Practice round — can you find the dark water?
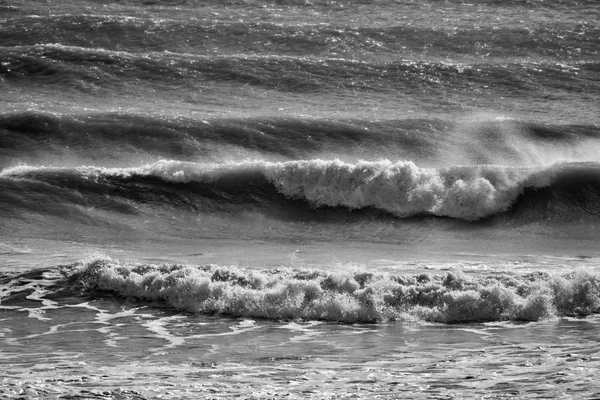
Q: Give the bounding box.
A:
[1,0,600,398]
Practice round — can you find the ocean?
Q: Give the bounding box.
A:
[1,0,600,398]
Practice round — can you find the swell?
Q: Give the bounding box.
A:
[2,44,598,95]
[2,13,599,60]
[20,255,594,324]
[2,110,599,167]
[0,111,451,166]
[3,159,600,223]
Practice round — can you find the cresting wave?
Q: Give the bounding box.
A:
[5,159,600,222]
[60,255,600,324]
[0,159,540,220]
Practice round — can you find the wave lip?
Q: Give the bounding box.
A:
[63,255,600,324]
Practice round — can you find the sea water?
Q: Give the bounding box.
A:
[1,0,600,398]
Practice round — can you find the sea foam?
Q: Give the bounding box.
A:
[65,255,600,324]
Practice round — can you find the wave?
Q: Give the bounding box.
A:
[2,10,599,60]
[2,44,598,95]
[0,111,452,172]
[37,255,597,323]
[2,110,598,169]
[3,159,600,222]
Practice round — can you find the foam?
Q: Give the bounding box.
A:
[64,255,600,324]
[265,159,541,220]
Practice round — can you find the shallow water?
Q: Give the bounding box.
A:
[2,296,600,399]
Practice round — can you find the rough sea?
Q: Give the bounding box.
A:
[1,0,600,398]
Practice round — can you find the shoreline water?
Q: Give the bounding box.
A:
[2,286,600,398]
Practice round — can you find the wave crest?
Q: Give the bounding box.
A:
[265,159,539,220]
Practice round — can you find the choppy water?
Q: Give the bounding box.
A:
[1,0,600,398]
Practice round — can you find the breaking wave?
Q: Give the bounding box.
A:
[3,159,600,222]
[57,255,600,324]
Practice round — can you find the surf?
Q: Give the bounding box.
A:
[7,254,581,323]
[3,159,600,224]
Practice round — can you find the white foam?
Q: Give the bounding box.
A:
[65,255,600,324]
[264,159,542,220]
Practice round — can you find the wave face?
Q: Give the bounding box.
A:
[52,255,598,323]
[0,111,456,166]
[2,111,598,172]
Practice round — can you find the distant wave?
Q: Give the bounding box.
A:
[41,255,597,323]
[4,159,600,222]
[2,43,598,95]
[2,11,599,60]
